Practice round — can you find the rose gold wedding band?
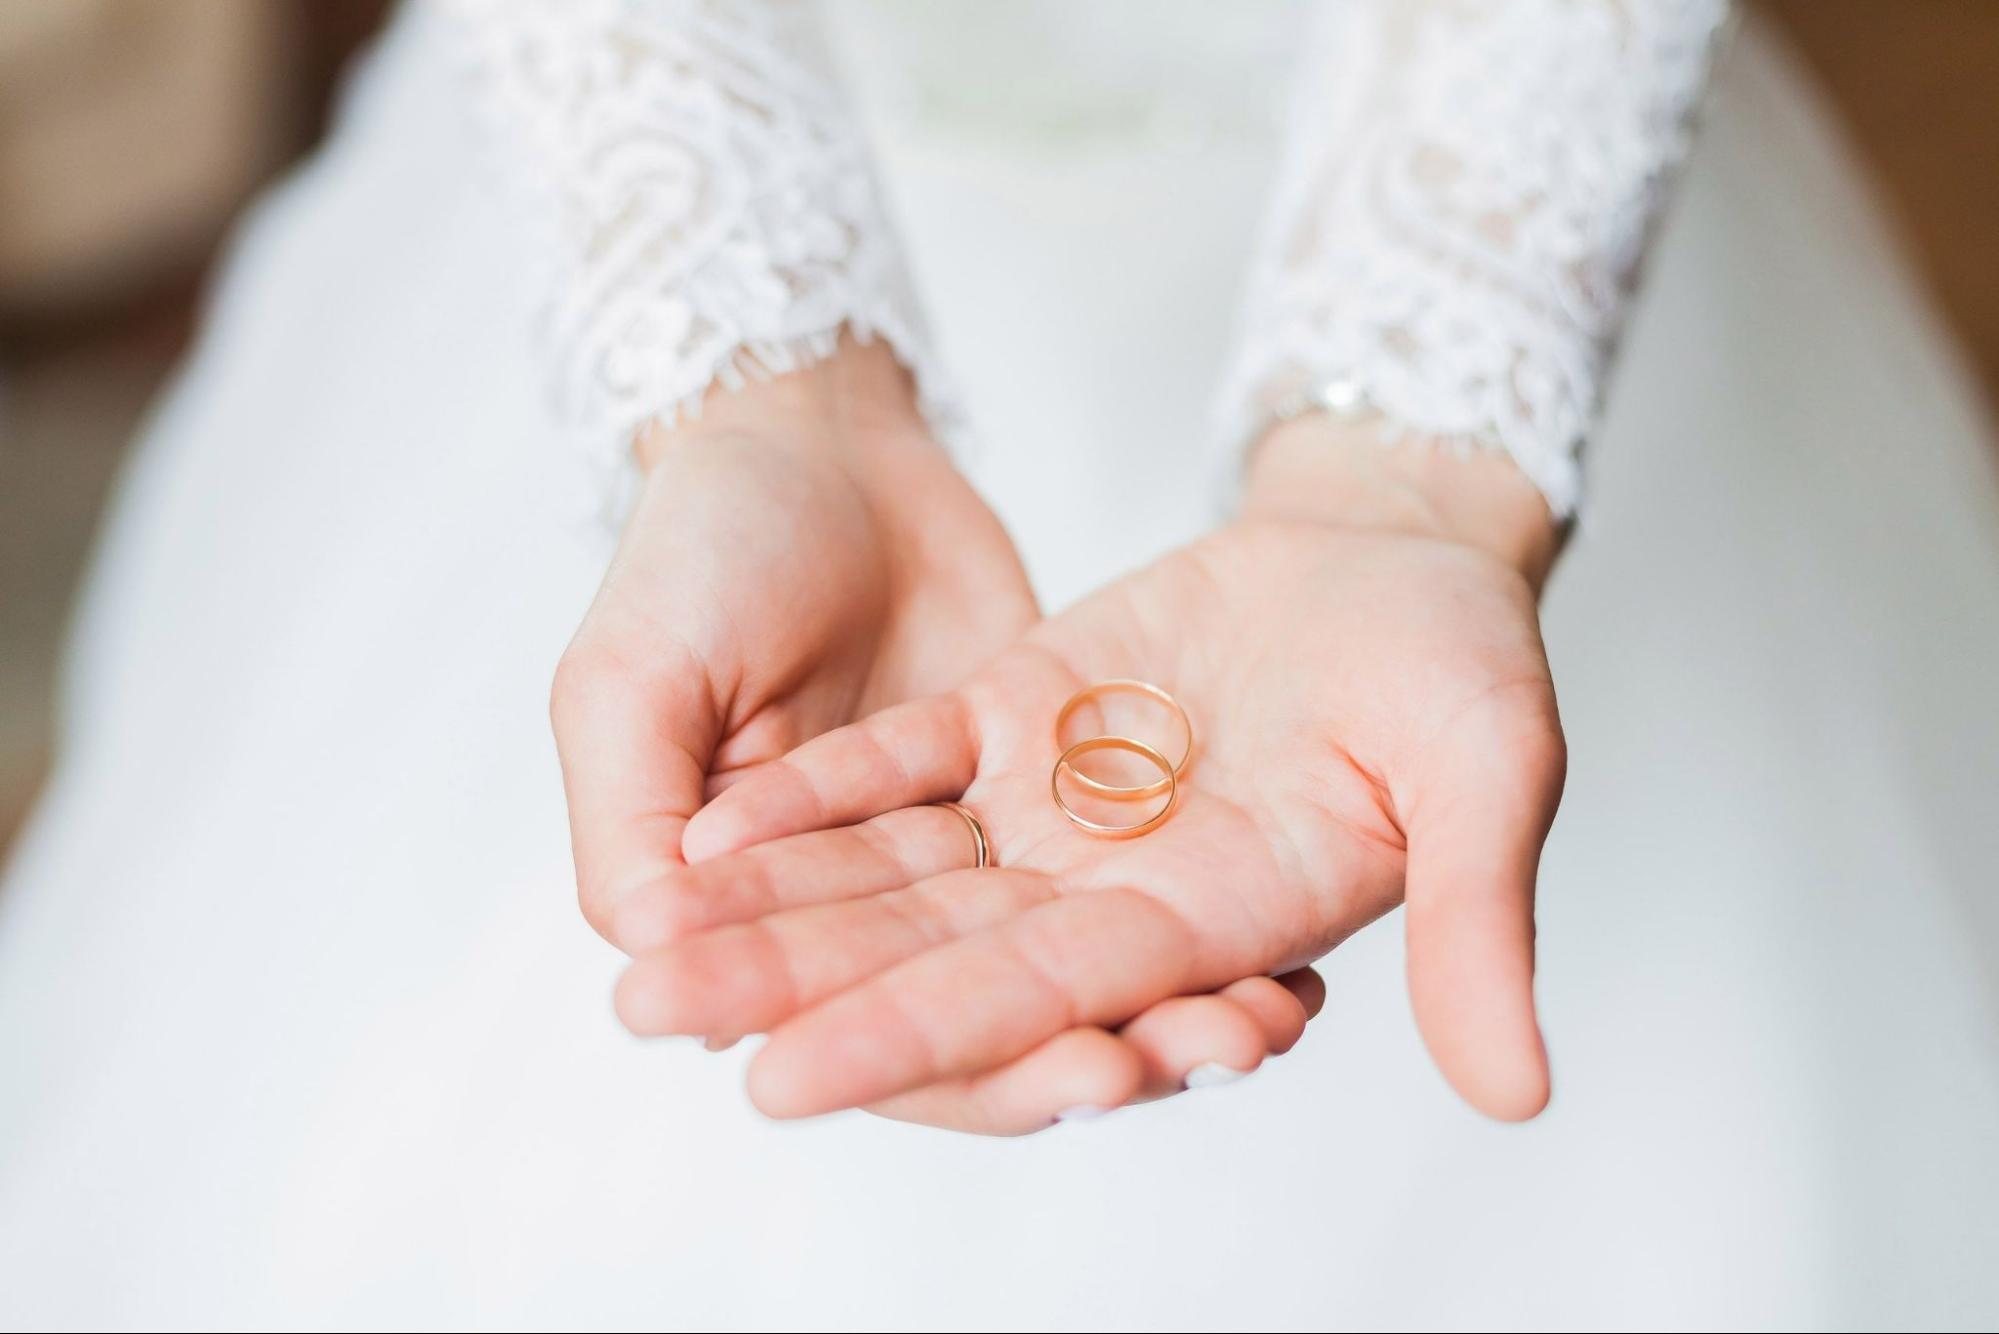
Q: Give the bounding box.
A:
[1053,679,1193,801]
[938,801,991,869]
[1050,736,1179,839]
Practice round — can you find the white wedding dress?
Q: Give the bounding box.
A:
[3,2,1998,1329]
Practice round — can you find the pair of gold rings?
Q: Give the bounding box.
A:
[933,679,1192,863]
[1051,679,1193,839]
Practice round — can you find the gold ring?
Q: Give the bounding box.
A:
[938,801,990,868]
[1054,679,1193,801]
[1050,736,1179,839]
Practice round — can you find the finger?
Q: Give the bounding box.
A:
[1271,966,1328,1021]
[1216,974,1315,1055]
[748,886,1229,1118]
[865,1028,1144,1136]
[615,868,1055,1039]
[865,973,1317,1135]
[551,634,720,944]
[611,804,989,953]
[1401,686,1565,1122]
[1118,993,1269,1100]
[682,694,978,862]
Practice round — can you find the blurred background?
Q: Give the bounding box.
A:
[1,0,1996,853]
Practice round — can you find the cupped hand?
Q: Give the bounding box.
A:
[613,422,1568,1123]
[555,340,1335,1130]
[551,339,1037,945]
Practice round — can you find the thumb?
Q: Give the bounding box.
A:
[1399,682,1566,1121]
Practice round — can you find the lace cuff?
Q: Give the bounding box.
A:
[1219,0,1731,517]
[440,0,953,495]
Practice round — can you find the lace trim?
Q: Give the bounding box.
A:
[441,0,955,503]
[1221,0,1731,516]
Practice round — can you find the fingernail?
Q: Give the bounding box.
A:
[1055,1104,1110,1123]
[1183,1062,1249,1090]
[704,1035,741,1053]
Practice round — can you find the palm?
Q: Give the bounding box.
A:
[563,425,1332,1134]
[621,519,1565,1122]
[963,520,1552,961]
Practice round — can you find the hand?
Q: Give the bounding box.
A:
[613,420,1567,1122]
[555,340,1334,1130]
[551,338,1037,944]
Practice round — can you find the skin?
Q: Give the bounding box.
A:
[617,425,1567,1125]
[594,343,1571,1129]
[553,339,1330,1134]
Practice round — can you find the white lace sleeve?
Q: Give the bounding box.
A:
[437,0,951,491]
[1220,0,1732,517]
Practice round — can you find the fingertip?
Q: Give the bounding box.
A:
[1273,966,1328,1021]
[977,1028,1144,1136]
[1423,1006,1551,1122]
[1044,1027,1145,1119]
[679,803,744,865]
[1120,994,1267,1098]
[1405,902,1549,1123]
[609,881,696,954]
[744,1043,824,1120]
[1199,1012,1267,1081]
[861,1026,1142,1137]
[613,957,681,1036]
[1219,976,1310,1055]
[1464,1044,1551,1123]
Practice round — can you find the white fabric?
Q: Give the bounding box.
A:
[441,0,952,492]
[2,3,1998,1329]
[443,0,1727,517]
[1219,0,1730,514]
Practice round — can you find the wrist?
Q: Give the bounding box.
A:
[1238,415,1563,592]
[633,332,935,479]
[629,333,1008,594]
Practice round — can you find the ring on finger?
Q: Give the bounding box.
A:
[937,801,991,869]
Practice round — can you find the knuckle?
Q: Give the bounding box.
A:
[1505,694,1568,798]
[550,632,668,733]
[1455,680,1566,784]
